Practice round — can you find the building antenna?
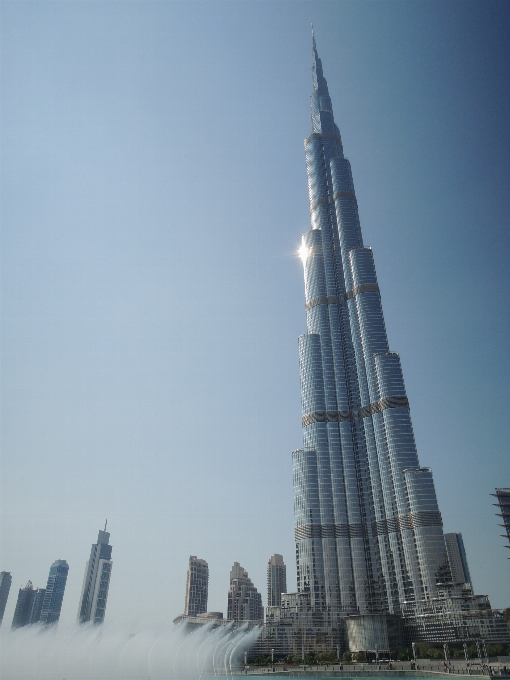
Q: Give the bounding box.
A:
[104,518,107,532]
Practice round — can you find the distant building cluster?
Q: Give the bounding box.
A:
[1,527,113,630]
[10,560,69,630]
[174,554,284,628]
[174,531,509,659]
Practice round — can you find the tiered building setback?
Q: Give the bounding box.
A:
[227,562,263,623]
[294,32,450,621]
[444,533,471,586]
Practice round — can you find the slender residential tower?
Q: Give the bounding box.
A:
[184,556,209,617]
[11,581,45,628]
[40,559,69,625]
[267,554,287,607]
[77,528,113,624]
[444,533,471,585]
[293,33,449,620]
[0,572,12,626]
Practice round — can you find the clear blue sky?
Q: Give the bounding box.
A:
[1,1,509,627]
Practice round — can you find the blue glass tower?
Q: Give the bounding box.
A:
[293,34,449,617]
[40,560,69,625]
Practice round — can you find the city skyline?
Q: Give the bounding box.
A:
[1,2,509,626]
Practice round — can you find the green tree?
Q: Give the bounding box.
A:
[487,644,505,656]
[317,651,337,664]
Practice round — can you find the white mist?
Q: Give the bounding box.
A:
[0,621,260,680]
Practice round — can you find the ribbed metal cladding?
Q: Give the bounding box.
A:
[295,511,443,541]
[293,35,449,617]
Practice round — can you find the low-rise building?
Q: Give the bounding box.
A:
[404,584,510,644]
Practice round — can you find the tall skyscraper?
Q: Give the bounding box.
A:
[267,554,287,607]
[0,572,12,626]
[293,33,449,620]
[184,556,209,616]
[492,488,510,557]
[11,574,59,629]
[77,528,113,625]
[13,583,47,628]
[40,559,69,625]
[28,587,46,624]
[11,581,35,629]
[227,562,263,623]
[444,533,471,585]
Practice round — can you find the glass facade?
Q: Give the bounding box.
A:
[0,572,12,626]
[444,533,472,585]
[77,529,113,625]
[492,488,510,555]
[293,34,449,617]
[40,560,69,625]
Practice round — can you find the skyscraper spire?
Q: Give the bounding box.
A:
[309,32,342,152]
[294,40,449,621]
[311,30,330,98]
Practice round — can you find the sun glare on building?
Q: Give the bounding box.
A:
[298,243,309,263]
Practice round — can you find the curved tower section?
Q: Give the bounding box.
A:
[293,34,449,617]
